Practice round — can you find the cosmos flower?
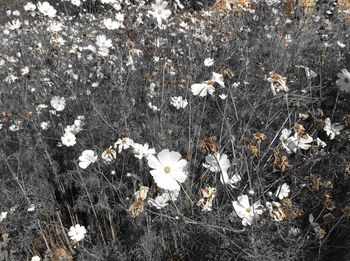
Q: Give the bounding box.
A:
[50,96,66,112]
[191,82,215,97]
[24,2,36,12]
[212,72,225,88]
[275,183,290,200]
[101,147,117,161]
[0,212,7,222]
[232,195,264,226]
[204,58,214,67]
[148,0,171,27]
[61,132,76,147]
[68,224,87,242]
[323,118,344,140]
[336,69,350,93]
[31,256,41,261]
[103,18,122,30]
[279,129,297,154]
[133,143,156,160]
[96,35,113,56]
[37,2,56,18]
[78,150,98,169]
[293,132,313,151]
[147,149,188,190]
[170,96,188,110]
[148,189,179,209]
[114,137,134,153]
[203,152,234,184]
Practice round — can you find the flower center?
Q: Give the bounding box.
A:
[164,166,171,174]
[245,207,252,213]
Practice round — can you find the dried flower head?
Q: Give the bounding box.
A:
[253,132,267,143]
[199,137,219,153]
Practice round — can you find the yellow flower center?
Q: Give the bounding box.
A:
[245,207,252,213]
[164,166,171,174]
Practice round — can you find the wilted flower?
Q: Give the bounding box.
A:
[78,150,98,169]
[170,96,188,110]
[37,2,56,18]
[336,69,350,93]
[267,72,289,96]
[266,201,286,221]
[50,96,66,112]
[148,0,171,27]
[147,149,188,190]
[323,118,343,140]
[68,224,87,242]
[101,146,117,161]
[275,183,290,200]
[134,186,149,201]
[232,195,264,226]
[61,132,76,147]
[197,186,217,212]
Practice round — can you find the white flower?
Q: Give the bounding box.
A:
[170,96,188,110]
[31,256,41,261]
[323,118,343,140]
[232,195,264,226]
[337,41,346,48]
[114,137,134,153]
[37,2,57,18]
[294,132,313,151]
[275,183,290,200]
[40,122,50,130]
[219,94,227,100]
[61,132,76,147]
[50,96,66,112]
[68,224,87,242]
[0,212,8,222]
[203,152,235,186]
[316,138,327,148]
[103,18,122,30]
[148,0,171,27]
[96,35,112,57]
[279,129,297,154]
[27,204,35,212]
[212,72,225,88]
[7,19,21,30]
[101,147,117,161]
[148,189,179,209]
[336,69,350,93]
[148,194,169,209]
[204,58,214,67]
[191,83,215,97]
[133,143,156,160]
[79,150,98,169]
[70,0,81,6]
[24,2,37,11]
[148,102,160,112]
[147,149,188,190]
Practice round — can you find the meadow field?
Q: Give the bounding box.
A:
[0,0,349,260]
